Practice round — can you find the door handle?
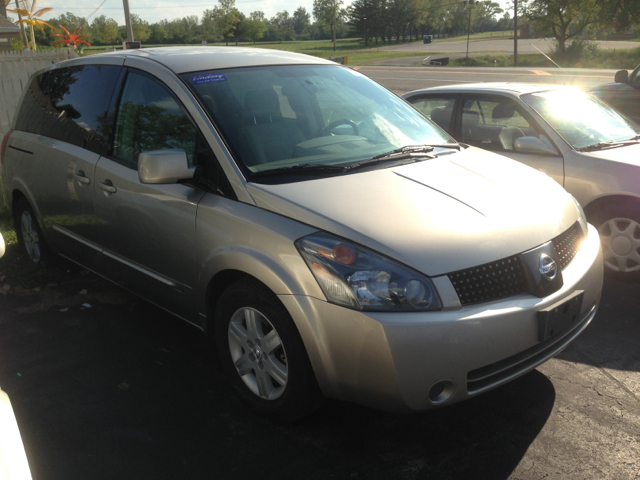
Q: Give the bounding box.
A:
[98,180,117,193]
[75,170,91,184]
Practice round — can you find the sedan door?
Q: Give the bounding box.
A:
[91,69,207,316]
[457,95,565,187]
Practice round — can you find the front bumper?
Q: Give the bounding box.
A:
[280,223,603,413]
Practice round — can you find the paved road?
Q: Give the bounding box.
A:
[381,38,640,54]
[0,257,638,480]
[354,66,617,95]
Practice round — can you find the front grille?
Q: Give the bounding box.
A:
[448,255,526,305]
[448,221,583,306]
[551,222,583,271]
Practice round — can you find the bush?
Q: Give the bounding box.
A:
[552,38,599,65]
[11,38,24,52]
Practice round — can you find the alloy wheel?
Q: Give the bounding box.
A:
[227,307,288,400]
[20,211,41,263]
[597,217,640,273]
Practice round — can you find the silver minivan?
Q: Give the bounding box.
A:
[1,47,603,421]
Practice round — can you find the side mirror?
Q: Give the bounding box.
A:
[514,136,557,156]
[138,149,197,184]
[615,70,629,84]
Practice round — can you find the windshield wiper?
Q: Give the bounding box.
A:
[250,144,461,178]
[370,143,460,160]
[251,163,348,178]
[579,135,640,152]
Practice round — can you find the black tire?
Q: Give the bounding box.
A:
[13,197,50,264]
[213,278,324,422]
[590,202,640,283]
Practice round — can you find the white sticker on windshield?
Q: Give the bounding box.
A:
[192,73,227,85]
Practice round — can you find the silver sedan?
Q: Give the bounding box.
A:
[403,83,640,281]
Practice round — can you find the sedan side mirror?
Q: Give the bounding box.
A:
[514,136,557,156]
[615,70,629,84]
[138,149,197,184]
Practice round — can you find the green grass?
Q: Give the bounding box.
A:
[449,46,640,69]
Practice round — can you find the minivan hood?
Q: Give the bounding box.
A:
[247,147,578,276]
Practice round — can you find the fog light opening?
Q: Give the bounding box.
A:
[428,380,456,404]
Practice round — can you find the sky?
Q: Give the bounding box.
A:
[9,0,514,26]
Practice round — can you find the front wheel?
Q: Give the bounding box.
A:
[591,203,640,282]
[213,278,323,422]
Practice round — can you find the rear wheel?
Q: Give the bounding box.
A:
[14,197,50,264]
[213,278,323,422]
[591,203,640,282]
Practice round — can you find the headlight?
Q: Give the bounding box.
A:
[571,195,588,236]
[296,232,442,312]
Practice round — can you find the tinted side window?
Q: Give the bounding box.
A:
[112,71,198,167]
[15,65,122,156]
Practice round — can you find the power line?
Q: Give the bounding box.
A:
[84,0,107,21]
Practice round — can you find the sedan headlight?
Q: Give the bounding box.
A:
[296,232,442,312]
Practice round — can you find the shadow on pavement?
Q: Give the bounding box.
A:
[0,268,556,480]
[556,278,640,373]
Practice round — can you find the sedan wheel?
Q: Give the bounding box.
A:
[597,217,640,273]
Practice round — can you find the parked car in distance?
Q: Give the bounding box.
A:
[589,65,640,124]
[403,83,640,281]
[1,48,603,421]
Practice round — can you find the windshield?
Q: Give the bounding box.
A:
[522,89,640,150]
[182,65,452,177]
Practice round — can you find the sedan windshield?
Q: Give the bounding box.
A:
[182,65,452,178]
[522,89,640,151]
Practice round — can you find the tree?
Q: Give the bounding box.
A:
[213,0,240,45]
[313,0,344,50]
[523,0,599,55]
[130,14,151,42]
[292,7,310,35]
[91,15,119,45]
[244,16,267,43]
[600,0,640,31]
[473,1,503,32]
[6,0,54,51]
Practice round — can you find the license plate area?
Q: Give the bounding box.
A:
[537,290,584,342]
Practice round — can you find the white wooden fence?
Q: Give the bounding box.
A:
[0,49,78,140]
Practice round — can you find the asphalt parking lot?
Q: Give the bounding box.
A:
[0,248,638,480]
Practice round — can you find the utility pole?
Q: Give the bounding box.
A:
[14,0,29,49]
[465,0,474,58]
[513,0,518,66]
[332,0,336,51]
[122,0,134,42]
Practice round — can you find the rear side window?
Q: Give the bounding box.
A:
[15,65,122,156]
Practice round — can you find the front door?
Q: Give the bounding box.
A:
[91,69,207,316]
